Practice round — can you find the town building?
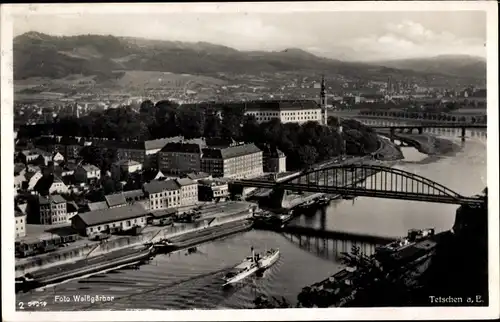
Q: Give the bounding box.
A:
[111,160,143,181]
[52,152,65,165]
[143,179,181,211]
[34,175,69,195]
[18,149,50,164]
[201,143,263,179]
[71,203,148,237]
[38,195,68,225]
[75,164,101,183]
[158,143,202,175]
[122,189,149,209]
[175,178,198,207]
[198,179,230,202]
[15,210,27,238]
[25,171,43,191]
[244,100,324,124]
[259,145,287,173]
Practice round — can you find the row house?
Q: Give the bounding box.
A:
[15,210,27,238]
[38,194,68,225]
[33,174,69,195]
[143,179,182,211]
[159,143,202,175]
[93,138,177,170]
[111,160,143,181]
[198,179,230,202]
[201,143,263,179]
[74,164,101,184]
[175,178,199,207]
[258,144,287,173]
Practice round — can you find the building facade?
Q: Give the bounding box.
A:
[260,145,287,173]
[143,179,181,211]
[15,211,27,238]
[198,179,230,202]
[38,195,68,225]
[71,204,148,237]
[175,178,199,207]
[201,143,263,179]
[75,164,101,183]
[159,143,202,175]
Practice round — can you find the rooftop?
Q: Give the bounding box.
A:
[202,143,261,160]
[186,172,211,180]
[160,142,201,154]
[87,201,109,211]
[143,179,180,194]
[73,203,147,227]
[175,178,196,186]
[105,193,127,207]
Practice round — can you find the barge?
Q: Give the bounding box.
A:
[16,245,155,293]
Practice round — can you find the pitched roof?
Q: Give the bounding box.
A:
[186,172,211,180]
[50,195,67,204]
[114,159,142,166]
[145,137,182,151]
[244,100,320,112]
[175,178,196,186]
[87,201,109,211]
[74,203,147,226]
[122,189,145,201]
[81,164,100,172]
[202,143,261,160]
[143,179,180,194]
[105,193,127,207]
[160,142,201,153]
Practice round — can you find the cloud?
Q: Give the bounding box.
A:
[341,19,486,61]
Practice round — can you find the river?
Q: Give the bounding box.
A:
[17,121,487,311]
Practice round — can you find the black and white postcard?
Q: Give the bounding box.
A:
[1,1,498,321]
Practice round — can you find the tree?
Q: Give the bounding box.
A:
[296,145,318,167]
[176,105,205,139]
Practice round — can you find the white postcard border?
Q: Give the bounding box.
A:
[1,1,498,321]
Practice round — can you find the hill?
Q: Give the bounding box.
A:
[13,32,484,82]
[372,55,486,79]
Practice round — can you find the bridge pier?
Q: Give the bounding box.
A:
[418,127,423,134]
[461,126,466,142]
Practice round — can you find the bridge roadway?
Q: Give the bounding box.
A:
[369,124,487,129]
[235,179,484,205]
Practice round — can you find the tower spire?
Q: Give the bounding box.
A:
[320,74,327,125]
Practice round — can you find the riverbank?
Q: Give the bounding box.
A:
[15,202,254,276]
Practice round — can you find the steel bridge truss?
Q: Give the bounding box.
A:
[236,164,484,205]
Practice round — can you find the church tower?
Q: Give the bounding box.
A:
[320,75,327,125]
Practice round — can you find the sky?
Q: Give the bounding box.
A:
[14,10,486,61]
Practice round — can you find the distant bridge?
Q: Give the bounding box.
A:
[232,164,485,207]
[370,124,486,140]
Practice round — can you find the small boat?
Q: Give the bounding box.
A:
[223,248,260,287]
[222,246,280,287]
[257,248,280,271]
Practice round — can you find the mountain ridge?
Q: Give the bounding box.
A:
[13,32,486,81]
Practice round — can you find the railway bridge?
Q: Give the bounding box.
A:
[370,124,487,142]
[231,164,486,209]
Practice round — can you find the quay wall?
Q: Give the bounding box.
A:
[15,210,253,276]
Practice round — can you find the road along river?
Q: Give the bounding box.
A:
[17,124,486,311]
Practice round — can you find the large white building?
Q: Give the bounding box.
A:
[243,76,328,125]
[244,100,325,124]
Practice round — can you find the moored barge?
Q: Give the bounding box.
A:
[16,245,155,293]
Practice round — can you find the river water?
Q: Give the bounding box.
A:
[17,122,487,311]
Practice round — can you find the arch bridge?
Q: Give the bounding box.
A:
[232,164,485,207]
